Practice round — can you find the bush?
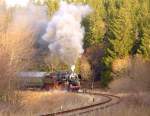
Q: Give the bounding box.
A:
[100,70,112,87]
[79,56,92,80]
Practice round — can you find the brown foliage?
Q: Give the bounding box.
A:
[110,55,150,92]
[112,56,131,72]
[0,7,34,103]
[83,45,104,79]
[79,56,92,80]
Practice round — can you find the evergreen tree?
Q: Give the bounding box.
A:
[138,1,150,59]
[107,8,134,58]
[83,0,105,48]
[139,22,150,59]
[46,0,58,17]
[131,0,145,55]
[101,0,134,87]
[131,0,150,59]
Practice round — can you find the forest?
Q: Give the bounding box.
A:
[0,0,150,115]
[45,0,150,86]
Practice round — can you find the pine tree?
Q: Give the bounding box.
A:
[83,0,105,48]
[46,0,58,17]
[131,0,150,59]
[130,0,145,55]
[138,0,150,59]
[139,23,150,58]
[107,8,134,58]
[101,0,134,87]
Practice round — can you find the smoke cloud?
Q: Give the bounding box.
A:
[3,0,48,55]
[9,3,48,39]
[42,2,92,66]
[5,0,30,8]
[2,0,92,69]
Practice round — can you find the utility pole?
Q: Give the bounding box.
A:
[91,66,94,93]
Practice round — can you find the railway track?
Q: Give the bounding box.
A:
[42,90,121,116]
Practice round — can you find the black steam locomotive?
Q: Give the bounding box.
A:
[42,72,81,91]
[19,71,81,91]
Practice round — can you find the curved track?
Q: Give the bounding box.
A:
[42,90,121,116]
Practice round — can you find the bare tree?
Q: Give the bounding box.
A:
[0,5,34,103]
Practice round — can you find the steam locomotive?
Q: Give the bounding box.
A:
[18,71,81,91]
[42,72,81,91]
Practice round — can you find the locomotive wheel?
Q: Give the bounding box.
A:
[42,83,50,90]
[68,84,80,92]
[53,82,63,90]
[42,83,54,91]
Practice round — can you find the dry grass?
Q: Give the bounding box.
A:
[80,92,150,116]
[86,104,150,116]
[110,56,150,93]
[0,91,150,116]
[0,90,96,116]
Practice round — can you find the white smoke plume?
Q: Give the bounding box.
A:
[5,0,30,8]
[10,3,48,37]
[42,1,92,66]
[3,0,48,53]
[2,0,92,70]
[4,0,48,32]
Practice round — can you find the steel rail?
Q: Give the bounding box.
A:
[41,91,121,116]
